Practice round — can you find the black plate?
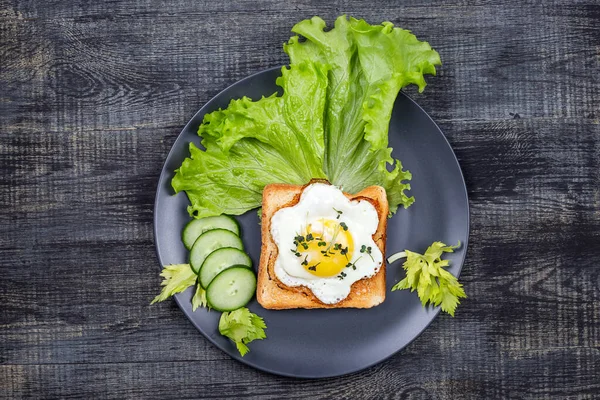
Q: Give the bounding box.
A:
[154,67,469,378]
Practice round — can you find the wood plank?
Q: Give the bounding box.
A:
[1,348,599,399]
[2,1,598,132]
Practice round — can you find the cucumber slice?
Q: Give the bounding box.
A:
[199,247,252,289]
[182,215,240,250]
[189,229,243,274]
[206,267,256,311]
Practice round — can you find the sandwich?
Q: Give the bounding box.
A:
[257,181,388,309]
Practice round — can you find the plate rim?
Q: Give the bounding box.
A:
[153,66,470,378]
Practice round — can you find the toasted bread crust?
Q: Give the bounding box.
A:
[257,181,388,309]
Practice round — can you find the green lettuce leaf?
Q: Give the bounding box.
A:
[219,307,267,356]
[284,16,441,214]
[173,16,440,218]
[172,61,329,218]
[390,242,466,316]
[151,264,197,304]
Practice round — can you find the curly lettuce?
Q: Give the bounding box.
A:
[285,16,441,213]
[172,61,329,218]
[173,16,441,217]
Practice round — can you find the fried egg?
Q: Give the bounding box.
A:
[270,183,383,304]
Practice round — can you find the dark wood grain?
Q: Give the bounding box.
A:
[1,0,599,398]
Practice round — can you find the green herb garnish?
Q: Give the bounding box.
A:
[219,308,267,357]
[333,208,343,219]
[389,241,466,316]
[151,264,196,304]
[359,245,373,260]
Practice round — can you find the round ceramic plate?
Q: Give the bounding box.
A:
[154,67,469,378]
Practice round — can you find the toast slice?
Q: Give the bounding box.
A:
[257,181,388,309]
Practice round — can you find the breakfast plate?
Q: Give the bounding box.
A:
[154,66,469,378]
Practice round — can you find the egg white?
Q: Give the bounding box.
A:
[270,183,383,304]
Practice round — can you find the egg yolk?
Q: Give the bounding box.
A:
[296,219,354,277]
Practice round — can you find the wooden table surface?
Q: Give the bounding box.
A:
[2,0,599,398]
